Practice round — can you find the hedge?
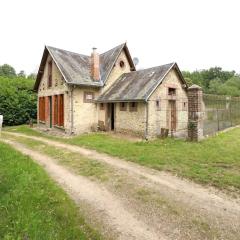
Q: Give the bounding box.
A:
[0,76,37,126]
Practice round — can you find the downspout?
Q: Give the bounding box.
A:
[70,86,74,134]
[145,100,149,140]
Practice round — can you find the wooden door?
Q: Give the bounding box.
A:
[49,96,52,128]
[169,100,176,131]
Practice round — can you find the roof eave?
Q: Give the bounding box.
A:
[95,99,145,103]
[145,62,187,101]
[34,46,70,91]
[102,43,136,85]
[68,82,103,88]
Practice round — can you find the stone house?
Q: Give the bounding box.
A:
[34,43,188,139]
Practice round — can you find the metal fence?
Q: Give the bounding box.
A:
[203,94,240,136]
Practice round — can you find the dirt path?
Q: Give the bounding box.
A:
[3,132,240,239]
[1,138,162,240]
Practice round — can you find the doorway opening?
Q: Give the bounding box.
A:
[169,100,176,131]
[110,103,115,130]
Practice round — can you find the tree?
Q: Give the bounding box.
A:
[18,70,26,78]
[27,73,37,80]
[0,64,16,77]
[0,76,37,126]
[182,67,240,96]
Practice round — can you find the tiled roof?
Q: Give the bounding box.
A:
[97,63,184,102]
[34,43,135,90]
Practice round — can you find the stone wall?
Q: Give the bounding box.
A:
[115,102,146,137]
[72,87,99,134]
[101,50,132,94]
[37,54,71,131]
[147,69,188,138]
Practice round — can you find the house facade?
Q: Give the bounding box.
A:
[35,43,188,139]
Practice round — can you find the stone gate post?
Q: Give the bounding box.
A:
[188,85,204,141]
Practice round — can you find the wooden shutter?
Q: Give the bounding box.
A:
[54,95,58,125]
[59,94,64,126]
[39,97,46,121]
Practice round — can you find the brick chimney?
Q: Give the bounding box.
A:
[91,47,100,81]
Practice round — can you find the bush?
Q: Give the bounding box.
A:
[0,76,37,126]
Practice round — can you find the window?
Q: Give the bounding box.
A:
[168,88,176,96]
[100,103,105,110]
[129,102,138,112]
[156,99,161,110]
[120,102,127,111]
[119,60,125,69]
[84,92,94,103]
[182,101,188,111]
[48,61,52,88]
[39,97,46,122]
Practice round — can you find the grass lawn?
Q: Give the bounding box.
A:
[0,141,101,240]
[4,125,240,193]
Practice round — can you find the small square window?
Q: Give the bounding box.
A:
[84,92,94,103]
[120,102,127,111]
[100,103,105,110]
[168,88,176,96]
[129,102,138,112]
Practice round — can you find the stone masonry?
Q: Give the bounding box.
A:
[188,85,204,141]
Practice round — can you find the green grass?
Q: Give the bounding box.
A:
[0,141,101,240]
[4,125,240,193]
[2,133,111,182]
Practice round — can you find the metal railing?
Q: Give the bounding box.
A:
[203,94,240,136]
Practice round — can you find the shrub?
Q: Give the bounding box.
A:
[0,76,37,126]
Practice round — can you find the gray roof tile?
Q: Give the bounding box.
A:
[97,63,177,102]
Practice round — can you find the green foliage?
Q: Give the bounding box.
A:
[183,67,240,96]
[0,64,16,77]
[17,70,26,78]
[0,76,37,126]
[0,141,101,240]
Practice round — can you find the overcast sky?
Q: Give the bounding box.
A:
[0,0,239,74]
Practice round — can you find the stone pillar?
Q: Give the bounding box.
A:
[188,85,204,141]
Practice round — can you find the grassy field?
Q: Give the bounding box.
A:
[4,125,240,193]
[0,141,101,240]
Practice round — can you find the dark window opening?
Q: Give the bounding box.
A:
[183,101,187,111]
[129,102,138,112]
[100,103,104,110]
[48,61,52,88]
[168,88,176,96]
[120,102,127,111]
[156,99,160,110]
[119,60,125,69]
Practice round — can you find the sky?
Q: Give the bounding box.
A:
[0,0,240,75]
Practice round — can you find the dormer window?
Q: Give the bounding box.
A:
[168,88,176,96]
[48,61,52,88]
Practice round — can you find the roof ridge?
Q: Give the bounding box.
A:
[128,62,175,74]
[46,45,90,58]
[100,43,125,56]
